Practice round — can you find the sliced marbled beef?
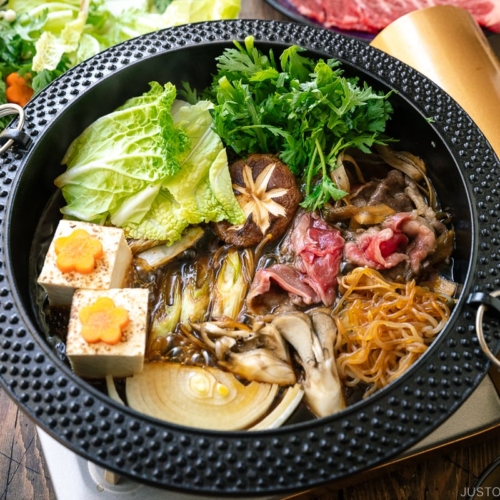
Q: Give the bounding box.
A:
[246,264,320,314]
[247,212,345,313]
[344,227,409,270]
[350,170,414,213]
[290,211,345,306]
[344,211,437,274]
[384,212,436,274]
[288,0,500,33]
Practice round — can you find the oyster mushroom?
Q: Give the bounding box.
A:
[272,310,345,418]
[192,319,297,386]
[213,154,301,247]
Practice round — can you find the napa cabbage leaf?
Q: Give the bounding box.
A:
[55,81,244,244]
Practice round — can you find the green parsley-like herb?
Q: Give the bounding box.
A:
[204,36,395,211]
[153,0,174,14]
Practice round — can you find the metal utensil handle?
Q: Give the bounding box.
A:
[467,290,500,368]
[0,103,26,154]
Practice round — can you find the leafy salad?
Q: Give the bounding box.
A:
[0,0,240,125]
[55,36,395,242]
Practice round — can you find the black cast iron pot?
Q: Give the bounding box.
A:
[0,19,499,497]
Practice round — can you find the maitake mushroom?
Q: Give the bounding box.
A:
[191,319,297,386]
[213,154,301,247]
[191,309,345,420]
[272,309,345,418]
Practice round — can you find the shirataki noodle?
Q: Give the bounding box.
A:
[333,267,452,397]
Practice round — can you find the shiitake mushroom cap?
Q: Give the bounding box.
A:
[213,154,302,248]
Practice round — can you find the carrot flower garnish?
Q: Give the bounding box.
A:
[5,72,34,107]
[79,297,129,345]
[54,228,103,274]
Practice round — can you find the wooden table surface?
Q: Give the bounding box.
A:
[3,1,500,499]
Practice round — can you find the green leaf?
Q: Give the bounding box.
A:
[154,0,173,13]
[178,80,199,105]
[1,0,241,122]
[205,36,395,210]
[56,83,243,243]
[280,44,314,82]
[300,176,348,212]
[56,82,187,222]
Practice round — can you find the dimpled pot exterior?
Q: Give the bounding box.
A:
[0,19,499,497]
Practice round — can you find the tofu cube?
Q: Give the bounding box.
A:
[37,220,132,305]
[66,288,149,379]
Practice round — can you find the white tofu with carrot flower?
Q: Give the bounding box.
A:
[37,219,132,305]
[66,288,149,379]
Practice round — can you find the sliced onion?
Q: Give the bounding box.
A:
[126,362,279,430]
[353,204,396,225]
[249,384,304,430]
[421,274,457,297]
[322,203,395,225]
[375,145,426,181]
[137,227,204,268]
[340,153,366,184]
[106,375,125,406]
[332,151,368,195]
[331,154,352,194]
[375,145,437,211]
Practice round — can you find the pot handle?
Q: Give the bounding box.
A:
[0,103,31,153]
[467,290,500,368]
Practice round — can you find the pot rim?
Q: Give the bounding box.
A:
[0,19,498,496]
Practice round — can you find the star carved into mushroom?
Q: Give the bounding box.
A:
[213,154,302,248]
[233,161,289,235]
